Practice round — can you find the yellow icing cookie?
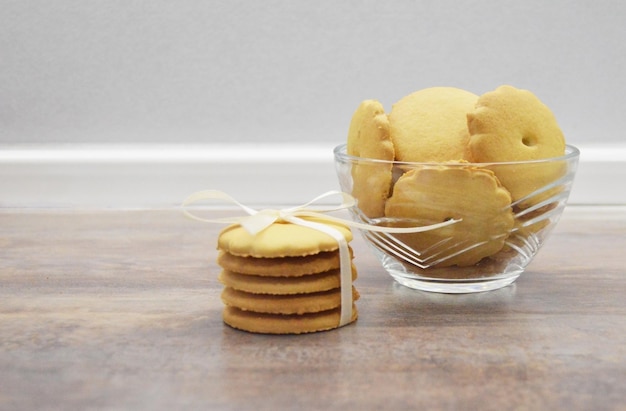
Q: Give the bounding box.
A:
[217,218,352,258]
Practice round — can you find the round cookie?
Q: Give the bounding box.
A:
[218,266,358,295]
[467,85,566,205]
[222,305,358,335]
[216,248,353,277]
[388,87,478,162]
[346,99,395,218]
[217,217,353,258]
[384,165,514,267]
[221,286,360,315]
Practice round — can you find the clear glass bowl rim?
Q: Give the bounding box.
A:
[334,144,580,167]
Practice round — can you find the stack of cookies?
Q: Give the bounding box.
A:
[216,217,359,334]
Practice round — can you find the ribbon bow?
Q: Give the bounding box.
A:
[182,190,459,328]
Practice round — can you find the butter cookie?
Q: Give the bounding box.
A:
[388,87,478,162]
[217,248,352,277]
[217,218,352,258]
[467,85,566,206]
[346,99,394,218]
[221,286,360,315]
[218,265,357,295]
[384,165,514,267]
[222,305,358,335]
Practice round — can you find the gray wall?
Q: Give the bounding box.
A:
[2,0,624,146]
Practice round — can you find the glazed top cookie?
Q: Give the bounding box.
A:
[384,165,514,267]
[467,85,565,162]
[388,87,478,162]
[346,99,394,218]
[217,217,353,258]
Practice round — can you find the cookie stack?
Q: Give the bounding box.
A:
[216,218,359,334]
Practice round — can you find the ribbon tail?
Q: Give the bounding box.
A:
[181,190,258,214]
[285,215,353,327]
[292,210,461,234]
[284,190,356,214]
[181,189,260,224]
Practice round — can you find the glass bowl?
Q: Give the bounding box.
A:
[334,144,580,293]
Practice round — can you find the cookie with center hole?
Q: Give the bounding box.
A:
[467,85,566,207]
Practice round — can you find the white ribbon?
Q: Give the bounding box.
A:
[182,190,460,327]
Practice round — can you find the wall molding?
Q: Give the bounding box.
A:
[1,143,625,208]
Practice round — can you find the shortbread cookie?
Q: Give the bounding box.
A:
[384,165,514,267]
[221,286,360,315]
[217,218,353,258]
[388,87,478,162]
[467,85,566,205]
[216,248,353,277]
[346,99,394,218]
[223,305,358,334]
[218,266,358,295]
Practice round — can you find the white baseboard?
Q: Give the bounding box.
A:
[1,143,625,208]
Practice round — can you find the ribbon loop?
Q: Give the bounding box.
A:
[240,209,279,236]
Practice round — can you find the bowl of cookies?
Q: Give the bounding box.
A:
[334,85,580,293]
